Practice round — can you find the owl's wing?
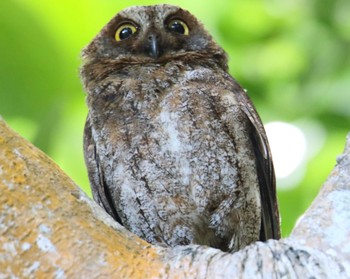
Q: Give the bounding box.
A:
[236,90,280,240]
[84,116,123,224]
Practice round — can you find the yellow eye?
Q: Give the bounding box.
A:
[167,19,189,35]
[115,23,137,41]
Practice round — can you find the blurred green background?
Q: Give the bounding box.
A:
[1,0,349,237]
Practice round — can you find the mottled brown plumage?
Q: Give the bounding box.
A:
[81,4,280,252]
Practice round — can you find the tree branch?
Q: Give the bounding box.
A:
[0,118,349,278]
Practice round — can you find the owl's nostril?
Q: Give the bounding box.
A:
[148,34,159,41]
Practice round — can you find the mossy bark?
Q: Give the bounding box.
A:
[1,118,349,278]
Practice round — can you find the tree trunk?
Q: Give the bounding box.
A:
[0,118,349,278]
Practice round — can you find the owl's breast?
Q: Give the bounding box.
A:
[94,65,260,248]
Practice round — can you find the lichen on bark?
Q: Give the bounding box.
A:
[0,119,349,278]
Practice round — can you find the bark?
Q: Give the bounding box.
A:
[0,117,349,278]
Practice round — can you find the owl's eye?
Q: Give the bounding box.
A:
[115,23,137,41]
[167,19,189,35]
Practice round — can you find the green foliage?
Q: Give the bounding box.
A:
[1,0,349,236]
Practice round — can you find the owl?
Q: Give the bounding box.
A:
[81,4,280,252]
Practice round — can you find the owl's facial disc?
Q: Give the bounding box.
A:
[83,5,227,68]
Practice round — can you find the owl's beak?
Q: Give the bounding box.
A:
[148,34,159,59]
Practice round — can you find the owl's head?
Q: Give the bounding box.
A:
[82,4,227,68]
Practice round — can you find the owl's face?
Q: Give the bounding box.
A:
[83,4,226,65]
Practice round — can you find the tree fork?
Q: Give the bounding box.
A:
[0,118,349,278]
